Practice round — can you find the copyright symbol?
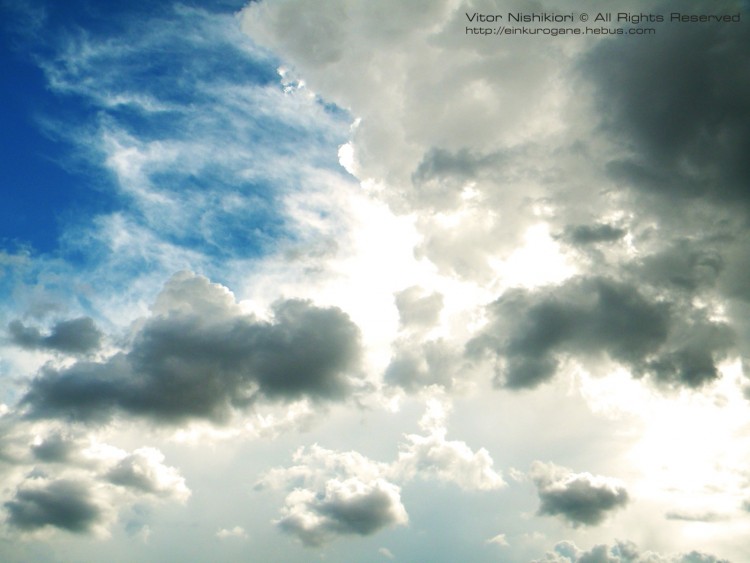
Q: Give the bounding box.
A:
[580,13,588,22]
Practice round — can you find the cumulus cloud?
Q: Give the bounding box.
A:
[530,462,629,527]
[392,396,505,490]
[20,272,362,423]
[4,478,102,534]
[106,447,190,501]
[277,477,407,546]
[533,539,730,563]
[256,445,406,546]
[0,421,190,539]
[30,432,77,463]
[257,396,504,545]
[468,276,734,389]
[8,317,102,354]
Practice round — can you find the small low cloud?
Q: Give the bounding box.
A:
[533,539,730,563]
[389,394,505,490]
[530,462,629,527]
[394,286,443,328]
[4,478,103,534]
[277,477,407,546]
[665,510,727,523]
[258,445,407,547]
[216,526,247,540]
[105,447,190,501]
[8,317,102,354]
[378,547,395,559]
[392,397,505,491]
[486,533,509,547]
[31,432,77,463]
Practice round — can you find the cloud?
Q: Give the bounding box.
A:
[584,8,750,210]
[664,511,727,523]
[105,447,190,501]
[486,533,509,547]
[257,445,406,546]
[394,427,504,490]
[392,397,505,491]
[240,0,580,282]
[468,276,734,389]
[384,338,460,391]
[1,421,190,538]
[8,317,102,354]
[561,224,627,246]
[257,396,504,546]
[394,286,443,329]
[533,540,730,563]
[636,241,724,293]
[378,547,395,559]
[216,526,247,540]
[20,272,362,423]
[4,478,102,534]
[30,432,76,463]
[530,462,629,527]
[277,477,407,547]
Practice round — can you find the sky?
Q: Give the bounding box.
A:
[0,0,749,561]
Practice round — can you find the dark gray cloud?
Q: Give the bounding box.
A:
[561,224,626,246]
[531,462,629,527]
[467,276,734,389]
[637,240,724,292]
[534,539,730,563]
[31,433,75,463]
[8,317,102,354]
[584,5,750,209]
[4,479,101,534]
[20,274,362,424]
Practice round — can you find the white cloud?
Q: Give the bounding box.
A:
[486,532,509,547]
[378,546,395,559]
[105,447,190,502]
[392,396,505,491]
[216,526,247,540]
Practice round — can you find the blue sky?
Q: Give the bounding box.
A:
[1,0,749,562]
[1,0,349,266]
